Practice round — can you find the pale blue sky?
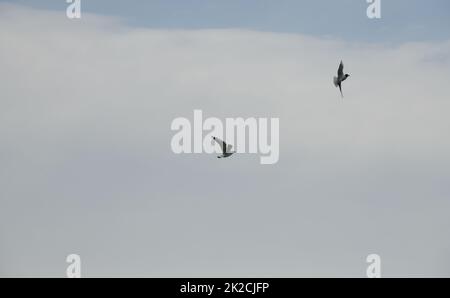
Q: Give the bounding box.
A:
[1,0,450,42]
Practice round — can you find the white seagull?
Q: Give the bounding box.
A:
[333,60,350,98]
[212,137,235,159]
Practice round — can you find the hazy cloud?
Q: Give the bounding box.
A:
[1,4,450,277]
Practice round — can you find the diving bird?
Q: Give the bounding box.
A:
[333,60,350,98]
[212,136,235,159]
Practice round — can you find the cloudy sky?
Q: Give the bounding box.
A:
[1,0,450,277]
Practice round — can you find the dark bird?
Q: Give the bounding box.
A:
[333,60,350,98]
[212,137,235,159]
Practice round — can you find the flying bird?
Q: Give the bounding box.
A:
[212,137,235,159]
[333,60,350,98]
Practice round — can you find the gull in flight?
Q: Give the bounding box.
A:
[212,137,235,159]
[333,60,350,98]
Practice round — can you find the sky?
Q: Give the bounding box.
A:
[2,0,450,42]
[0,1,450,277]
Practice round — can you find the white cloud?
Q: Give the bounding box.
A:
[1,4,450,277]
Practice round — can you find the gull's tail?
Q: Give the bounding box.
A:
[333,76,339,87]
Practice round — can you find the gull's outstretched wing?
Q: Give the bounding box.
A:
[337,61,344,77]
[338,83,343,98]
[226,144,233,153]
[213,137,227,154]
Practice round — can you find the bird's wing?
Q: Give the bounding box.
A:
[338,83,343,98]
[226,144,233,152]
[337,61,344,77]
[213,137,227,153]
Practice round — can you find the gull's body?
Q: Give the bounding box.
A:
[333,60,350,98]
[212,137,235,159]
